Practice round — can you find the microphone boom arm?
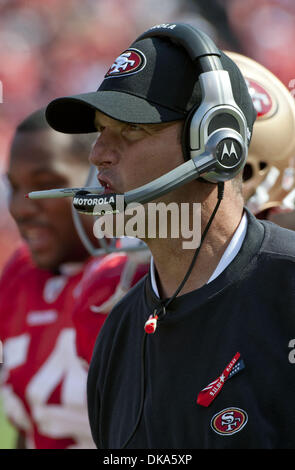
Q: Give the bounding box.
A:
[27,152,215,204]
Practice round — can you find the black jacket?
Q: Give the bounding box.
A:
[87,210,295,449]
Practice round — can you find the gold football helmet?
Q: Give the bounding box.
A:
[227,51,295,215]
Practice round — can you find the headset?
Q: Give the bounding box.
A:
[28,23,249,216]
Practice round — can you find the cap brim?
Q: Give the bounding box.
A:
[46,90,185,134]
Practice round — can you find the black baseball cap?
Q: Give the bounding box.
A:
[45,30,256,135]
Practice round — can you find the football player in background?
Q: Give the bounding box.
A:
[0,108,98,449]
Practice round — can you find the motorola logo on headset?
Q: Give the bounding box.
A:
[216,139,243,169]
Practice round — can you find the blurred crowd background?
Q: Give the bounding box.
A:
[0,0,295,274]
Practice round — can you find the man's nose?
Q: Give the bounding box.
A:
[89,129,120,168]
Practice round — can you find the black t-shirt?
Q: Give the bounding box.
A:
[87,210,295,449]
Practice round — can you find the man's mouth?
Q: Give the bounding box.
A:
[97,176,115,194]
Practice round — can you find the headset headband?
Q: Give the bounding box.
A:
[136,23,222,70]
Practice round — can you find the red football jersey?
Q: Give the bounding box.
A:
[0,245,95,449]
[72,250,150,365]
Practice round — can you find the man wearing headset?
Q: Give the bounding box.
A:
[45,24,295,449]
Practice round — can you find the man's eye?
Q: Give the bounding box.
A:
[125,124,143,132]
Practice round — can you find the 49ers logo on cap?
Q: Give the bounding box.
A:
[246,78,277,119]
[105,48,146,78]
[211,407,248,436]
